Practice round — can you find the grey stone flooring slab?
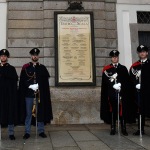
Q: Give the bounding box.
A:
[53,147,80,150]
[50,131,77,148]
[77,141,111,150]
[1,124,150,150]
[24,132,51,143]
[0,133,24,150]
[91,129,145,150]
[23,141,53,150]
[69,131,99,141]
[125,134,150,150]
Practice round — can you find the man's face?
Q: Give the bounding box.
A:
[111,56,119,64]
[31,55,39,62]
[138,51,148,60]
[0,55,8,63]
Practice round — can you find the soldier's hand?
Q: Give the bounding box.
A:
[29,83,39,91]
[113,83,121,91]
[136,84,140,90]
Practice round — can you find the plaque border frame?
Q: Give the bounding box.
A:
[54,11,96,86]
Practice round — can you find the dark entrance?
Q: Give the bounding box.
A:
[138,31,150,58]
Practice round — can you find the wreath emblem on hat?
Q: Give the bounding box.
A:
[113,50,116,53]
[140,45,144,49]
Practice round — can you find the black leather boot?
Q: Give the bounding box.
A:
[110,113,116,135]
[122,128,128,136]
[133,130,145,135]
[9,135,16,140]
[133,114,145,135]
[110,125,116,135]
[121,119,128,136]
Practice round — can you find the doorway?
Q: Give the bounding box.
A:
[138,31,150,58]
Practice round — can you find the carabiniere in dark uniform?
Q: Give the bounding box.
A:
[0,49,18,140]
[101,50,134,136]
[130,45,149,135]
[19,48,53,139]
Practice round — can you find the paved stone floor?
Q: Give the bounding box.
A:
[1,123,150,150]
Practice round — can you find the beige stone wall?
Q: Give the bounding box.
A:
[7,0,117,124]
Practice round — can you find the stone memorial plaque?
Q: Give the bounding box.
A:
[54,12,95,86]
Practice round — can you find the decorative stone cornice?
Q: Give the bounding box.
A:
[117,0,150,5]
[0,0,7,2]
[7,0,116,2]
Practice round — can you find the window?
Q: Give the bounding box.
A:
[137,11,150,24]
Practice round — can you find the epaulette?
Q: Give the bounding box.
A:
[22,63,30,70]
[102,65,113,73]
[130,61,141,69]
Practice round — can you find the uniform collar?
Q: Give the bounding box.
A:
[111,63,119,68]
[30,62,40,66]
[0,63,8,67]
[112,63,118,66]
[139,58,149,65]
[140,58,147,63]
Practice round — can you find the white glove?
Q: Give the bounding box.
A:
[113,83,121,91]
[29,83,39,91]
[112,73,118,79]
[136,84,140,90]
[117,83,121,87]
[110,73,118,82]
